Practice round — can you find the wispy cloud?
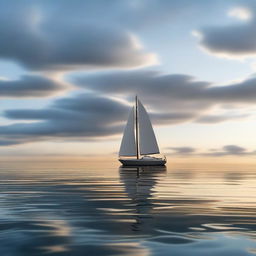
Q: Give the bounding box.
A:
[166,145,256,157]
[167,147,196,155]
[0,75,63,97]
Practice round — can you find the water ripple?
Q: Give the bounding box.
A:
[0,163,255,255]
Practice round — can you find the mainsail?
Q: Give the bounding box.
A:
[119,107,136,156]
[138,100,160,155]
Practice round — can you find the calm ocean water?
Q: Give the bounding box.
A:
[0,161,256,255]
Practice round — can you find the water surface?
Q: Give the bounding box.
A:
[0,162,256,255]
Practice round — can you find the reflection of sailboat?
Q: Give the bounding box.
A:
[119,96,166,166]
[119,166,166,232]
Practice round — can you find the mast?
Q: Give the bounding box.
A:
[135,95,139,159]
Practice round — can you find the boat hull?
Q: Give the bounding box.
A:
[119,159,166,166]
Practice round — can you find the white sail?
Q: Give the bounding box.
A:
[138,100,160,155]
[119,107,137,156]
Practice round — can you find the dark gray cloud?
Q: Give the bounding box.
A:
[0,0,238,71]
[23,0,215,30]
[73,70,256,121]
[73,70,210,111]
[2,68,256,146]
[0,75,62,97]
[194,3,256,58]
[196,23,256,58]
[0,1,156,71]
[0,140,24,146]
[1,91,200,146]
[0,94,129,144]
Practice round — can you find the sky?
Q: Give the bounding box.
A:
[1,0,256,160]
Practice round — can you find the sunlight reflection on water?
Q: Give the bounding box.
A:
[0,162,256,255]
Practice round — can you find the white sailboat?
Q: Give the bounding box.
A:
[119,96,166,166]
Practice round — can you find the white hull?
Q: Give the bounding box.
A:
[119,158,166,166]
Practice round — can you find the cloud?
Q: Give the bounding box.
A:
[0,75,63,97]
[1,90,202,146]
[0,93,131,145]
[195,113,249,123]
[0,0,230,72]
[194,5,256,59]
[151,112,198,124]
[3,68,256,146]
[228,7,252,20]
[166,145,256,157]
[167,147,196,155]
[0,1,157,71]
[0,140,24,146]
[221,145,246,154]
[25,0,212,31]
[73,70,256,121]
[204,145,256,156]
[2,0,256,147]
[73,70,210,111]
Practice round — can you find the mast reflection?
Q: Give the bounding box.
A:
[119,166,166,232]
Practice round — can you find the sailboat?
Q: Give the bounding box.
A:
[119,96,166,166]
